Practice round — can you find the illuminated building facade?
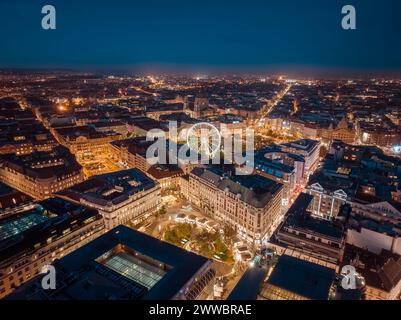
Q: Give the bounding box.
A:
[281,139,321,179]
[184,167,283,245]
[0,146,84,200]
[357,120,401,148]
[329,118,356,144]
[254,155,296,207]
[146,164,184,191]
[110,137,192,175]
[146,103,185,121]
[58,169,161,229]
[0,124,58,156]
[52,125,121,163]
[306,183,348,220]
[0,198,104,299]
[273,193,345,265]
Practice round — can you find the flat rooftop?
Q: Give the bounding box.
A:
[284,193,344,239]
[227,265,268,300]
[58,168,158,206]
[0,197,101,264]
[191,166,283,208]
[261,255,335,300]
[282,139,320,153]
[96,245,171,291]
[0,146,82,180]
[0,182,32,210]
[8,226,211,300]
[0,212,49,242]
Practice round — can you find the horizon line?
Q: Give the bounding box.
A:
[1,64,401,79]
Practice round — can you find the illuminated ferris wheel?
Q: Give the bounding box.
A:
[186,122,221,158]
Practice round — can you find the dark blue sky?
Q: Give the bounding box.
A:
[0,0,400,75]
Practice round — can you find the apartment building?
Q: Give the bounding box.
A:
[182,167,283,245]
[0,146,84,200]
[0,197,104,298]
[58,169,161,230]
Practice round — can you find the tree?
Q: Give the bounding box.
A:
[156,205,167,217]
[164,223,193,246]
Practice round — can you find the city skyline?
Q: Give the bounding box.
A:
[1,0,401,307]
[0,72,400,302]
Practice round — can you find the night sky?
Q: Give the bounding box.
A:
[0,0,401,75]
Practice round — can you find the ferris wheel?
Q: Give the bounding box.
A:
[186,122,221,158]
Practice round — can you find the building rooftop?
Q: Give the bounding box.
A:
[282,139,320,154]
[262,255,335,300]
[349,213,401,238]
[255,156,295,175]
[111,137,178,159]
[127,117,167,133]
[284,193,344,239]
[111,137,154,157]
[227,264,268,300]
[191,167,283,208]
[342,245,401,293]
[8,225,211,300]
[0,146,82,180]
[58,168,158,207]
[315,141,401,202]
[159,112,198,125]
[0,122,56,150]
[147,164,183,180]
[0,197,101,265]
[54,125,120,141]
[0,182,32,211]
[146,102,184,113]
